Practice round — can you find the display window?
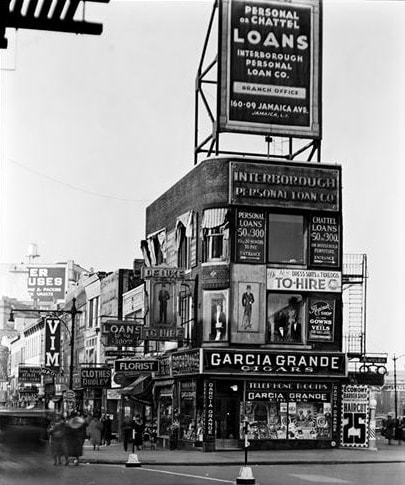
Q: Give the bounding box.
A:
[158,393,173,437]
[268,214,306,265]
[267,293,304,344]
[179,381,197,441]
[242,400,332,441]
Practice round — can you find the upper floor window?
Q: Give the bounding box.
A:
[88,297,99,329]
[267,293,304,344]
[176,211,194,269]
[201,208,229,263]
[142,229,167,266]
[268,214,306,265]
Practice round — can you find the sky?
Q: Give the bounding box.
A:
[1,0,405,360]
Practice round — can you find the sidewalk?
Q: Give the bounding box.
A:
[80,439,405,466]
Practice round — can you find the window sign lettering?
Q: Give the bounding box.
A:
[307,298,335,342]
[235,209,266,263]
[309,215,340,267]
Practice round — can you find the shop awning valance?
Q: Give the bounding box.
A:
[201,208,228,229]
[121,374,153,405]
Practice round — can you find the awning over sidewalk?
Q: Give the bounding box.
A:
[121,374,153,405]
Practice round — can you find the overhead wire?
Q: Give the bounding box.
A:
[3,155,149,203]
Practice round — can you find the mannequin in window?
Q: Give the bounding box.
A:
[274,296,301,342]
[241,285,255,330]
[158,283,170,323]
[212,303,226,340]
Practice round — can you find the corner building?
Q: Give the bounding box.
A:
[146,157,344,451]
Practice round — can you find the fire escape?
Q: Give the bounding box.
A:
[342,254,367,358]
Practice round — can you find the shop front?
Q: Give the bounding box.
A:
[155,348,345,451]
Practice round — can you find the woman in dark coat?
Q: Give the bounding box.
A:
[133,415,144,451]
[48,415,67,465]
[64,414,87,465]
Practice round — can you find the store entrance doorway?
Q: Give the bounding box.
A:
[215,393,240,449]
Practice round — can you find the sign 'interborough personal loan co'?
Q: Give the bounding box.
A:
[230,162,340,211]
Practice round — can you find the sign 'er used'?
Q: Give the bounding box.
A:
[80,367,112,388]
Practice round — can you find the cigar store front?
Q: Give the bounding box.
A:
[155,349,346,451]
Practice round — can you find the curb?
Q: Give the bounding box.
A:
[80,458,405,466]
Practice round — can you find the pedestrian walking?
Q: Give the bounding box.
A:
[48,414,67,465]
[101,413,111,446]
[133,415,144,451]
[65,413,87,465]
[122,415,133,452]
[384,414,395,445]
[87,415,103,451]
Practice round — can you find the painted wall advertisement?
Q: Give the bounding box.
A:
[219,0,321,137]
[307,298,335,342]
[27,265,66,303]
[235,209,266,263]
[230,161,340,212]
[340,385,369,448]
[309,215,340,267]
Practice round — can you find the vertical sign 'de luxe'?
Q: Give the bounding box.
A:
[219,0,321,137]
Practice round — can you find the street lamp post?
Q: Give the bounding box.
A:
[9,297,82,391]
[392,354,405,422]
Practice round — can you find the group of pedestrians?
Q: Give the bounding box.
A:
[47,412,113,465]
[48,412,87,466]
[382,414,405,445]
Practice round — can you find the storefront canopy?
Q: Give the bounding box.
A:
[121,374,153,405]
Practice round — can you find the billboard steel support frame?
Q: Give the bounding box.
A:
[194,0,322,165]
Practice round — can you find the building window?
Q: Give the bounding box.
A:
[267,293,304,344]
[201,208,229,263]
[88,297,99,329]
[268,214,306,264]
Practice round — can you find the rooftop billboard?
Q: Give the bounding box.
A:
[218,0,321,138]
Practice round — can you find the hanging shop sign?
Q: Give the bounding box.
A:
[235,208,266,263]
[267,268,341,292]
[230,162,340,211]
[218,0,321,138]
[18,366,42,383]
[140,326,184,341]
[309,215,340,267]
[203,349,346,377]
[80,367,112,388]
[114,359,159,373]
[340,385,369,448]
[102,321,142,347]
[141,266,186,280]
[307,298,335,342]
[27,265,66,303]
[172,350,201,376]
[44,317,61,370]
[105,350,139,358]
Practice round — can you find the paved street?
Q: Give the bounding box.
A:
[1,460,405,485]
[1,436,404,485]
